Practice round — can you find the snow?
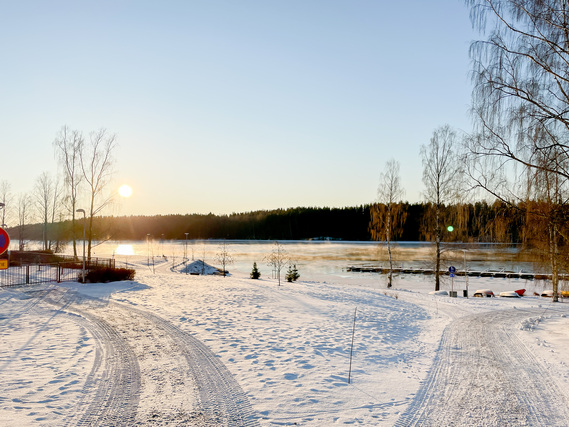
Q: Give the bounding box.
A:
[2,255,569,425]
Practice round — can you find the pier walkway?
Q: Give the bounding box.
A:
[346,265,558,281]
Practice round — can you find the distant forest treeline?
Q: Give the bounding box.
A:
[16,201,526,244]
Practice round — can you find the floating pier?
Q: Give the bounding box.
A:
[345,265,555,281]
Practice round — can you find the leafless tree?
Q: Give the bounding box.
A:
[215,240,234,277]
[466,0,569,171]
[34,172,54,251]
[264,241,288,286]
[465,0,569,300]
[33,172,64,251]
[80,128,117,259]
[523,144,569,301]
[421,125,463,291]
[370,159,406,288]
[17,193,33,251]
[54,126,84,258]
[0,180,11,227]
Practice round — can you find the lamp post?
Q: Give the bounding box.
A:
[184,233,189,274]
[147,234,150,267]
[463,249,468,298]
[76,209,86,283]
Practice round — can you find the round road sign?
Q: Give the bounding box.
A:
[0,228,10,255]
[449,266,456,274]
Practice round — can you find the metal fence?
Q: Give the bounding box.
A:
[0,256,116,288]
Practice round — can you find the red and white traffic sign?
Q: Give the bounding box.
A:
[0,227,10,255]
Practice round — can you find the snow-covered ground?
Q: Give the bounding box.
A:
[1,256,569,426]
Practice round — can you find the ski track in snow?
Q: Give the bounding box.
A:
[396,307,569,426]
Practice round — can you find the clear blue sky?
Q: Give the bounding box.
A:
[2,1,477,216]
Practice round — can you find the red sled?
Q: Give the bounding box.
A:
[514,289,525,296]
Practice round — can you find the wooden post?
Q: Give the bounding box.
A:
[348,307,357,384]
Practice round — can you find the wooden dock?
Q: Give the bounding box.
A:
[345,265,555,281]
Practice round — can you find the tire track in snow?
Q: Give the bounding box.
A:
[0,285,59,326]
[39,295,142,427]
[39,286,258,426]
[121,303,260,427]
[396,308,569,426]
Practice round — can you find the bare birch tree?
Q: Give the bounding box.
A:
[421,125,462,291]
[464,0,569,301]
[34,172,54,251]
[215,240,234,277]
[33,172,63,251]
[17,193,33,251]
[264,241,288,286]
[523,142,569,301]
[370,159,406,288]
[80,129,117,259]
[53,126,84,258]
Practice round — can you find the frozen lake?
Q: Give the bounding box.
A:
[72,239,536,282]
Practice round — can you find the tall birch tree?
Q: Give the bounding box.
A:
[80,128,117,259]
[17,193,33,251]
[421,125,462,291]
[33,172,63,252]
[464,0,569,301]
[370,159,405,288]
[53,126,84,258]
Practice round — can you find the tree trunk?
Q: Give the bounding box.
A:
[72,213,78,260]
[387,208,393,288]
[435,206,441,292]
[549,223,559,302]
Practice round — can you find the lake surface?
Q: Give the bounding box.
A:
[76,239,536,281]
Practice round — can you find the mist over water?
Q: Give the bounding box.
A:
[80,240,534,281]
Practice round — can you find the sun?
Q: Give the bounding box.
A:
[119,184,133,198]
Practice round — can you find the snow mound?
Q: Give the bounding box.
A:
[180,260,222,275]
[520,316,544,331]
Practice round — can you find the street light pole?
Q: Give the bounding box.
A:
[76,209,86,283]
[463,249,468,298]
[184,233,189,274]
[147,234,150,267]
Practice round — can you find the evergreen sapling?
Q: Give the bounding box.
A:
[250,262,261,279]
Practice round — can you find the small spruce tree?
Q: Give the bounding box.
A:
[285,264,300,282]
[250,262,261,279]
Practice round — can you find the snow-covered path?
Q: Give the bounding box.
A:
[1,284,258,426]
[65,297,258,426]
[3,256,569,426]
[397,306,569,426]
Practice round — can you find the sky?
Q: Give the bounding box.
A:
[1,1,478,217]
